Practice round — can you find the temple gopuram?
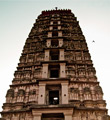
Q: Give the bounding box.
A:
[1,9,110,120]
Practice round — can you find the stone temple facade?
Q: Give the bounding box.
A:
[0,9,110,120]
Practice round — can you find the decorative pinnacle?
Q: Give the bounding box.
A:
[55,7,58,10]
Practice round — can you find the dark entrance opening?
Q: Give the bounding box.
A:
[49,90,59,105]
[49,65,60,78]
[53,21,58,24]
[51,54,59,60]
[51,40,58,47]
[53,26,58,30]
[42,113,64,120]
[50,50,59,60]
[50,70,59,78]
[52,31,58,37]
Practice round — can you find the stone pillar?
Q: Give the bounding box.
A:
[58,26,61,30]
[42,64,48,78]
[65,115,72,120]
[32,112,42,120]
[49,26,53,30]
[58,21,61,24]
[58,39,63,47]
[33,115,41,120]
[61,83,68,104]
[64,111,73,120]
[46,39,51,47]
[45,50,50,61]
[60,63,66,78]
[38,83,46,104]
[59,49,64,60]
[58,31,62,37]
[48,32,52,37]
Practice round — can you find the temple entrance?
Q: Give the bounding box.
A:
[49,90,59,105]
[42,113,64,120]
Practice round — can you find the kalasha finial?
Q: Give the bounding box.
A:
[55,7,58,10]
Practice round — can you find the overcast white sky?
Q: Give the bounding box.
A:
[0,0,110,115]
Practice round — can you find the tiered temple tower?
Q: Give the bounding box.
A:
[1,9,110,120]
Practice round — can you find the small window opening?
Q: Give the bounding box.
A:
[52,31,58,37]
[53,21,57,24]
[51,40,58,47]
[50,50,59,60]
[51,55,59,60]
[53,26,58,30]
[49,90,59,105]
[49,65,60,78]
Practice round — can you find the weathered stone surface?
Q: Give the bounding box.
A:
[0,9,109,120]
[102,115,110,120]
